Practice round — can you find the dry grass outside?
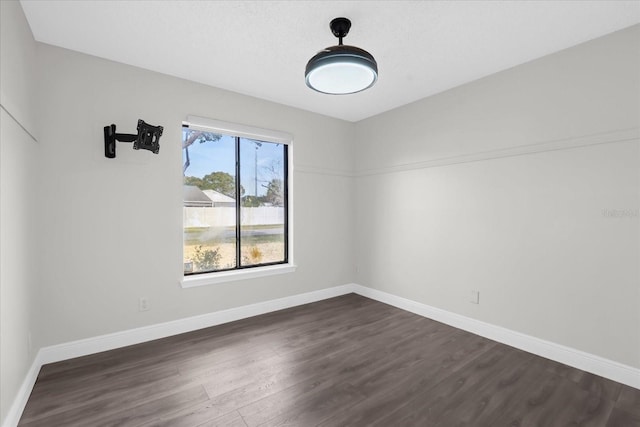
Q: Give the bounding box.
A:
[184,242,285,271]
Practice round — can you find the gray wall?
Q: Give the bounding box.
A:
[0,1,40,423]
[355,25,640,368]
[34,43,356,347]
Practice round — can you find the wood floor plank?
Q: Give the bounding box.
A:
[606,407,640,427]
[93,385,210,427]
[238,324,481,426]
[239,319,444,426]
[257,381,365,427]
[578,372,623,403]
[183,302,428,425]
[21,385,209,427]
[197,410,248,427]
[487,370,615,427]
[538,355,586,383]
[616,384,640,417]
[200,306,427,406]
[139,400,239,427]
[321,342,522,427]
[18,294,636,427]
[21,361,180,422]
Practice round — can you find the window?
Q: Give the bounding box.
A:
[182,117,291,280]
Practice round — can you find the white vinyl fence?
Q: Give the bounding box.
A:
[184,207,285,228]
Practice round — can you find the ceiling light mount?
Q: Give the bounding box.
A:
[305,17,378,95]
[330,17,351,45]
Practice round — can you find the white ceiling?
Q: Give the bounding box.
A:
[20,1,640,122]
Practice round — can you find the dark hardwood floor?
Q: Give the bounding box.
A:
[19,294,640,426]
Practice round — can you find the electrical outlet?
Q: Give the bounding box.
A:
[470,290,480,304]
[27,331,32,353]
[139,297,150,312]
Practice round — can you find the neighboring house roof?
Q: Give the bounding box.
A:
[183,185,213,207]
[202,189,236,204]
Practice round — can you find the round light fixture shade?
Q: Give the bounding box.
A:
[305,18,378,95]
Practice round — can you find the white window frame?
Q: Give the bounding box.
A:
[180,115,295,288]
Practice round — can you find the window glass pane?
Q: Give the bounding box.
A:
[183,129,237,273]
[239,139,286,266]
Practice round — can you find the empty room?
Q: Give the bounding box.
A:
[1,1,639,426]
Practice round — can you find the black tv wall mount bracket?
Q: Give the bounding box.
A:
[104,119,163,158]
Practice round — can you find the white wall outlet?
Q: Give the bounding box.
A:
[470,290,480,304]
[139,297,150,312]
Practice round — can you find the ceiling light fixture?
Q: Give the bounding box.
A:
[305,17,378,95]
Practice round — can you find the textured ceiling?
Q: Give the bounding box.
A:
[20,0,640,122]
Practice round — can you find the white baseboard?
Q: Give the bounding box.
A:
[4,282,639,427]
[2,352,43,427]
[350,284,640,390]
[38,284,354,365]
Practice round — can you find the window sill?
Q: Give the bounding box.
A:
[180,263,297,288]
